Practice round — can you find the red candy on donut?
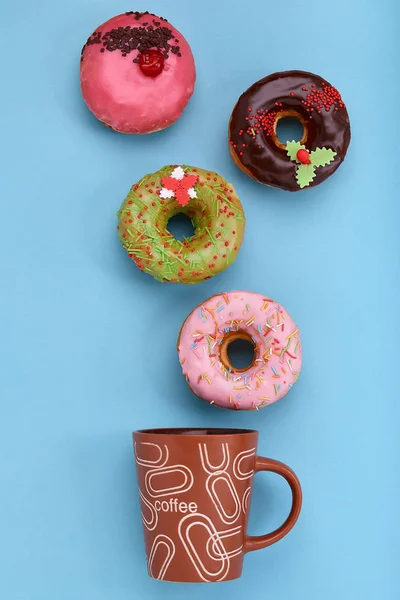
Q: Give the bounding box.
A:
[296,149,311,164]
[138,49,165,77]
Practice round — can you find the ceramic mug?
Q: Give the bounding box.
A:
[133,428,302,583]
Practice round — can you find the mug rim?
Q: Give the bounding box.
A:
[133,427,258,436]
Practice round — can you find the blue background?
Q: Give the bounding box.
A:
[0,0,398,598]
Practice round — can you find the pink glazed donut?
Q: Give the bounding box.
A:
[177,291,302,411]
[80,12,196,133]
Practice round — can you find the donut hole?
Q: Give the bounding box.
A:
[166,213,195,241]
[227,338,255,370]
[274,112,307,150]
[220,332,256,372]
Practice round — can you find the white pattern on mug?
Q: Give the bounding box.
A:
[178,513,231,583]
[139,490,158,531]
[205,471,241,524]
[206,525,243,560]
[241,486,252,514]
[135,441,169,468]
[233,448,256,480]
[145,464,194,498]
[198,443,230,474]
[147,534,176,580]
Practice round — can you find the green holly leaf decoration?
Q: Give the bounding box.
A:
[309,147,337,168]
[296,164,316,189]
[286,142,337,189]
[286,140,306,162]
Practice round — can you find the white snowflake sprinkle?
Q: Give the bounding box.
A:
[188,187,197,199]
[159,187,175,199]
[171,166,185,180]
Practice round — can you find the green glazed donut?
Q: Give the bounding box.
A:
[117,165,245,284]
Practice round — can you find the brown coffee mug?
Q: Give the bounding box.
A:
[133,428,302,583]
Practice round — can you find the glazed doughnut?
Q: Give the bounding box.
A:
[229,70,350,191]
[177,291,302,410]
[117,166,245,284]
[80,12,196,133]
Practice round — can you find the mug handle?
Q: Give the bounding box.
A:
[244,456,302,553]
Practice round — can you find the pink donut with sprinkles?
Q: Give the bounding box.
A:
[177,291,302,411]
[80,12,196,133]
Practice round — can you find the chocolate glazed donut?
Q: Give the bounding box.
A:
[229,71,351,191]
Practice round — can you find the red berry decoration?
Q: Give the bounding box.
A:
[296,149,311,164]
[138,49,165,77]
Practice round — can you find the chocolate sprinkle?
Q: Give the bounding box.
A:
[81,15,176,63]
[125,11,149,20]
[85,22,182,62]
[125,11,167,22]
[81,30,102,57]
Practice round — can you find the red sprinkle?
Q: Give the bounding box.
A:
[240,83,345,141]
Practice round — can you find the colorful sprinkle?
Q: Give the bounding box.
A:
[178,291,302,411]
